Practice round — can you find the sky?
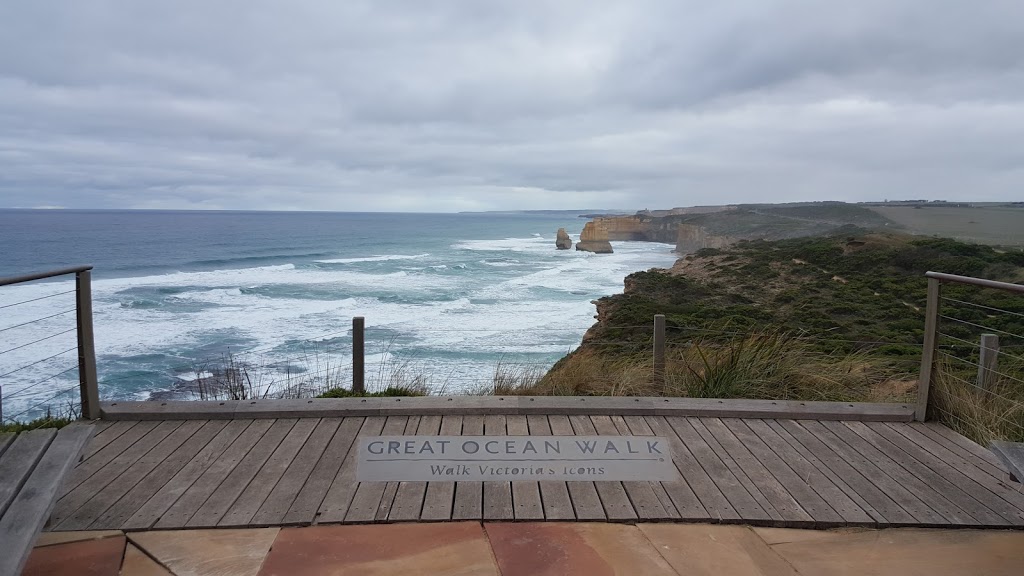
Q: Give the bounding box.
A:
[1,1,1022,212]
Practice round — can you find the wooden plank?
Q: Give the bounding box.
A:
[146,419,272,529]
[54,420,205,531]
[120,419,249,530]
[344,416,409,522]
[592,415,671,520]
[775,419,913,526]
[130,416,266,528]
[821,420,979,526]
[990,441,1024,483]
[81,420,133,460]
[624,416,707,522]
[549,415,603,521]
[527,415,574,520]
[52,420,184,527]
[914,422,1010,481]
[420,415,463,521]
[721,418,844,527]
[483,415,514,520]
[183,418,297,527]
[797,420,947,526]
[752,420,877,525]
[657,417,750,523]
[63,421,158,494]
[452,414,484,520]
[884,423,1024,518]
[301,416,376,524]
[844,421,1008,526]
[101,396,913,420]
[376,416,421,521]
[0,429,55,518]
[0,432,14,458]
[250,418,343,526]
[90,420,228,530]
[0,424,93,576]
[506,415,544,520]
[689,418,795,525]
[389,415,442,521]
[570,415,636,521]
[218,418,319,527]
[613,415,680,520]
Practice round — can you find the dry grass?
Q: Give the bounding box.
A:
[930,356,1024,444]
[496,332,916,403]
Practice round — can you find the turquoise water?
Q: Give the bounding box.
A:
[0,210,677,416]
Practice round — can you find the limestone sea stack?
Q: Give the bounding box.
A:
[555,228,572,250]
[575,221,613,254]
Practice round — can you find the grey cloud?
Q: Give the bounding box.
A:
[1,1,1023,211]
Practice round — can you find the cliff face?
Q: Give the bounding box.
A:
[575,221,613,253]
[674,224,736,254]
[595,215,678,243]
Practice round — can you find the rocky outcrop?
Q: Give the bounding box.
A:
[575,221,613,253]
[674,224,736,254]
[555,228,572,250]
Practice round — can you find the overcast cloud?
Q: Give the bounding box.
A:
[1,1,1022,211]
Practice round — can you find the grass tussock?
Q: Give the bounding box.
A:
[497,332,916,403]
[930,355,1024,444]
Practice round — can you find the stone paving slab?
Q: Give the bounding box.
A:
[22,534,125,576]
[760,527,1024,576]
[485,522,678,575]
[34,529,124,548]
[257,522,498,576]
[640,524,798,576]
[128,528,279,576]
[24,522,1024,575]
[121,543,174,576]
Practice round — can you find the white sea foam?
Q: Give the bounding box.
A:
[0,236,677,415]
[314,253,430,264]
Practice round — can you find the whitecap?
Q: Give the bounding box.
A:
[314,253,430,264]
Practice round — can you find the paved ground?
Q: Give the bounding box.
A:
[23,523,1024,575]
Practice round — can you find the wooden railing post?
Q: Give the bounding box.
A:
[977,334,999,392]
[352,316,365,394]
[915,277,941,421]
[75,269,100,420]
[653,314,666,386]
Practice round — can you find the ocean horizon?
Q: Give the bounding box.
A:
[0,209,677,418]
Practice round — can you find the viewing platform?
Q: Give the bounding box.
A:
[47,398,1024,532]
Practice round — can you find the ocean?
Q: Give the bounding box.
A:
[0,210,677,419]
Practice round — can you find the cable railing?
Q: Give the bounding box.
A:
[916,271,1024,443]
[0,265,99,423]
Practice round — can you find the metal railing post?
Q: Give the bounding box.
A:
[977,334,999,392]
[352,316,365,394]
[915,277,941,421]
[76,269,100,419]
[653,314,666,386]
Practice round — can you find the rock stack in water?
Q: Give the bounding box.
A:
[555,228,572,250]
[575,221,613,253]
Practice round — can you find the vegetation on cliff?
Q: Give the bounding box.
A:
[514,231,1024,442]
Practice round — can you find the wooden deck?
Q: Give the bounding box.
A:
[47,400,1024,531]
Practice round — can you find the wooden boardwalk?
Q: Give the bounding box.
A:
[48,402,1024,531]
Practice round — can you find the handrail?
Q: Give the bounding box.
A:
[0,265,93,287]
[0,265,99,420]
[925,271,1024,294]
[917,270,1024,422]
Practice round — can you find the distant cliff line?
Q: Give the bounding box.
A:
[583,202,899,254]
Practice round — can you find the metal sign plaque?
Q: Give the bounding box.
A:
[357,435,677,482]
